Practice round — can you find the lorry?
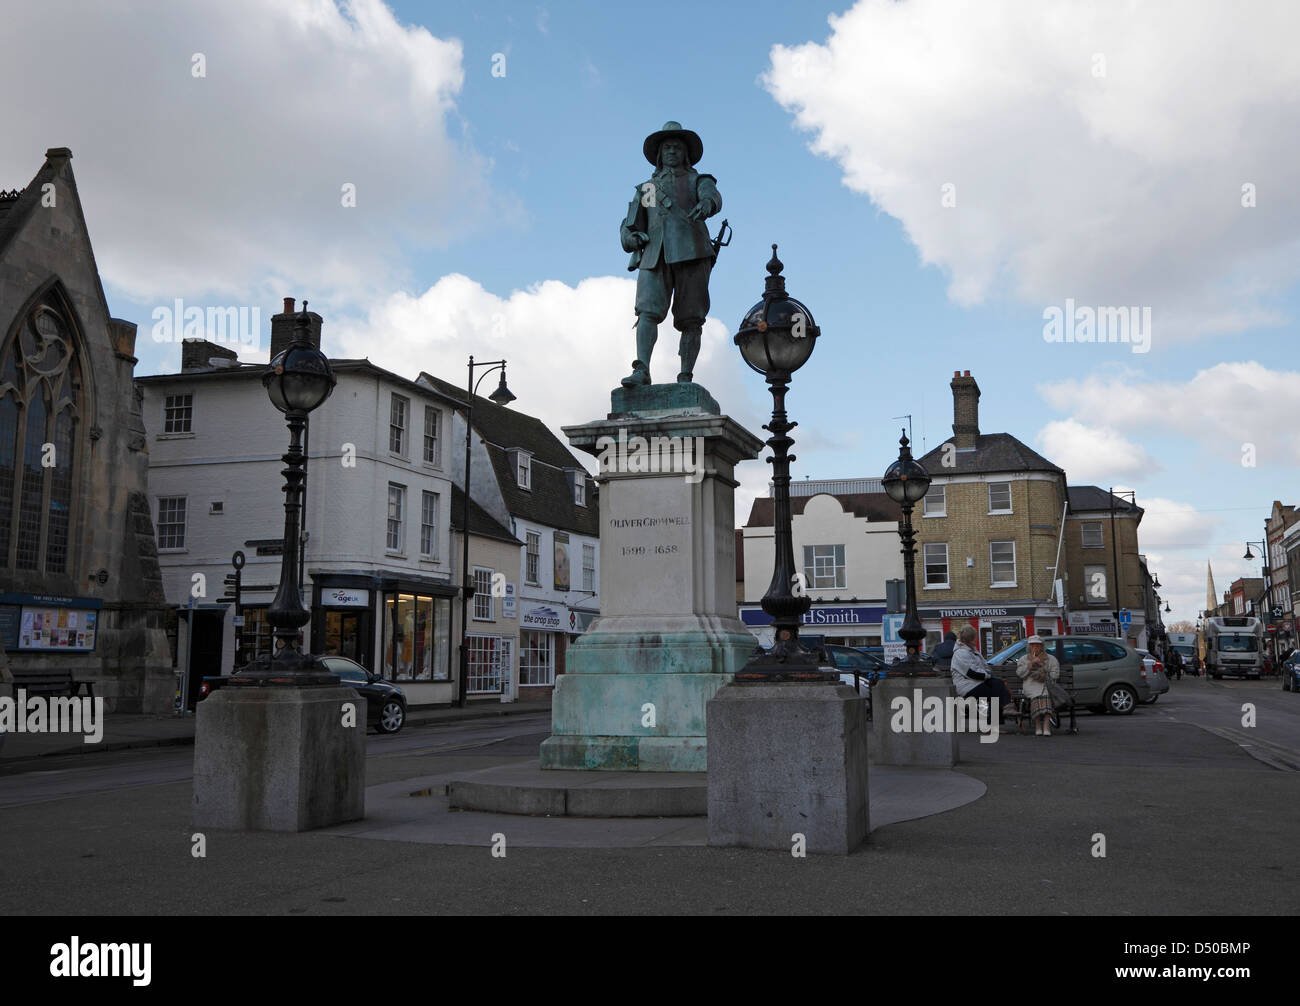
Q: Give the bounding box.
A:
[1204,616,1265,679]
[1166,631,1201,675]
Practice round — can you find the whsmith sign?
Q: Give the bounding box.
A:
[741,605,886,627]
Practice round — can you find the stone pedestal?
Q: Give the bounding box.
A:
[193,685,366,831]
[870,676,960,766]
[539,386,763,771]
[707,681,870,854]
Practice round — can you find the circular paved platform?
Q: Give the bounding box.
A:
[448,762,706,817]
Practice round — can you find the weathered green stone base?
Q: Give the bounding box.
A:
[610,381,720,418]
[539,734,709,772]
[540,627,757,772]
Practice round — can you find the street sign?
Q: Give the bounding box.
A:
[245,538,284,556]
[232,615,245,627]
[882,613,907,663]
[216,596,237,605]
[1118,609,1132,627]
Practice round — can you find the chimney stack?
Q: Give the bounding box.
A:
[951,369,980,449]
[270,296,322,360]
[181,338,238,372]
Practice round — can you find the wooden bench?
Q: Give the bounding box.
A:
[991,663,1077,734]
[11,668,95,698]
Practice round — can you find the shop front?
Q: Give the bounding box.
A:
[921,604,1066,658]
[310,572,456,706]
[739,603,887,649]
[518,600,568,699]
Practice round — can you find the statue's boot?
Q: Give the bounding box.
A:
[620,316,659,387]
[678,325,701,382]
[620,360,650,387]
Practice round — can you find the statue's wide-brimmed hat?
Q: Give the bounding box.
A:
[643,121,703,165]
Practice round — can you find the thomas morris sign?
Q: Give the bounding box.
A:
[924,605,1039,618]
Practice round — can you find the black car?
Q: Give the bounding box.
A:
[321,656,407,733]
[824,644,887,695]
[1282,654,1300,693]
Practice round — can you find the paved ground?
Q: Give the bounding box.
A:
[0,698,552,766]
[1,677,1296,915]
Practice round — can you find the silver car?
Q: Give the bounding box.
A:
[1136,649,1170,703]
[989,635,1153,714]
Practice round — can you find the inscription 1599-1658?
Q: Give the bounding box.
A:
[610,514,690,558]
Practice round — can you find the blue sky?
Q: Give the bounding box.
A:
[4,0,1298,623]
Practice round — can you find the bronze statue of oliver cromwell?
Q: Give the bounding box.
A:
[620,121,722,386]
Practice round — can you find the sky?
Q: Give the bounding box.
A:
[3,0,1298,625]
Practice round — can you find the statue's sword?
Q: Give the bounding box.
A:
[711,218,732,259]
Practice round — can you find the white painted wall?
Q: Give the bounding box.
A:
[741,493,903,603]
[142,368,459,677]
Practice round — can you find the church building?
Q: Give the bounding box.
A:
[0,148,172,712]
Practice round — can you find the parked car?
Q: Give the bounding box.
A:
[1281,653,1300,692]
[1136,649,1170,703]
[197,655,407,733]
[321,656,407,734]
[824,643,887,695]
[987,634,1152,714]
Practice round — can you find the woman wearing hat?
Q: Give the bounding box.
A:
[1017,635,1060,736]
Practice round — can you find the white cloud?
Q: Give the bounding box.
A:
[1039,361,1300,467]
[1035,419,1156,483]
[330,272,761,468]
[0,0,498,310]
[763,0,1300,340]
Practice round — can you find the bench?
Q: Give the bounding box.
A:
[991,663,1077,734]
[10,668,95,699]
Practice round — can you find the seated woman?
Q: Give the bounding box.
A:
[950,625,1016,721]
[1016,635,1061,736]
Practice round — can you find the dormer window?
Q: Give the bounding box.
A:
[566,468,586,506]
[514,449,532,490]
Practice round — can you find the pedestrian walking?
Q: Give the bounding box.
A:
[1016,635,1060,736]
[931,631,958,673]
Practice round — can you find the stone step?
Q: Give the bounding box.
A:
[446,763,706,817]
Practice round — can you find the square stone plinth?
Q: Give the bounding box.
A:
[544,408,764,772]
[707,682,870,855]
[870,676,961,767]
[193,685,366,832]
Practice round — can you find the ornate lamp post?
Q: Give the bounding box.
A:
[233,304,336,683]
[733,245,834,681]
[457,355,516,707]
[881,430,934,672]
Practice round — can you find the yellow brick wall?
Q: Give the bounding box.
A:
[915,476,1066,603]
[1061,513,1143,613]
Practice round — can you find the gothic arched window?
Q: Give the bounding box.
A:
[0,294,81,574]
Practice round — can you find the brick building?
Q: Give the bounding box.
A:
[1264,501,1297,652]
[913,371,1070,655]
[1060,485,1150,645]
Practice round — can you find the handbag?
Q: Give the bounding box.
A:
[1045,674,1070,709]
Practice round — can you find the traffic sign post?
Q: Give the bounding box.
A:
[227,551,244,664]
